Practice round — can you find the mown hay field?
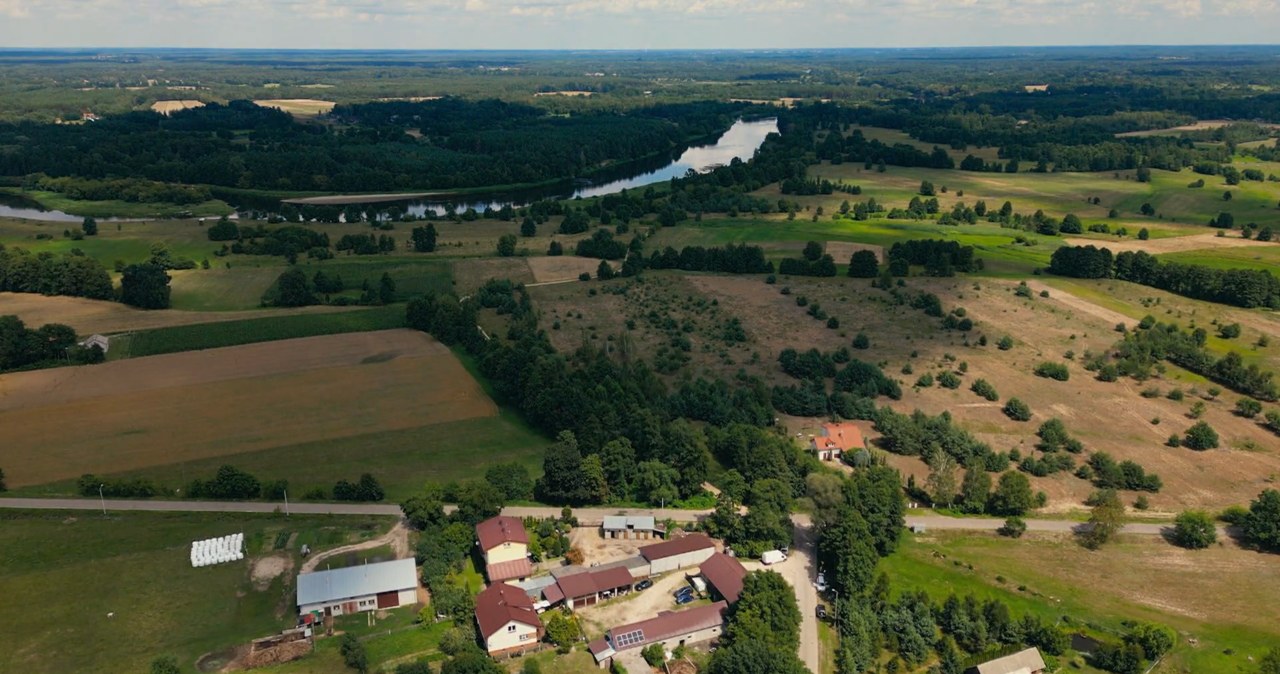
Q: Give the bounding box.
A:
[0,329,502,492]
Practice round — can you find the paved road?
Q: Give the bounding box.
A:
[1,498,1225,537]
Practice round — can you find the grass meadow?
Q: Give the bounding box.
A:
[125,305,405,357]
[884,531,1280,674]
[0,510,397,674]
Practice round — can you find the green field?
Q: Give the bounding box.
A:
[0,510,397,674]
[1157,244,1280,272]
[0,188,234,218]
[125,305,406,357]
[884,532,1280,673]
[13,413,549,502]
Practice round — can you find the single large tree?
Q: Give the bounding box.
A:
[707,640,808,674]
[987,471,1034,516]
[1081,489,1125,549]
[724,571,802,654]
[1172,510,1217,549]
[274,267,315,307]
[1244,489,1280,553]
[847,250,879,278]
[411,224,438,252]
[119,263,171,309]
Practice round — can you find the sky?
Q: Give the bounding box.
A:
[0,0,1277,50]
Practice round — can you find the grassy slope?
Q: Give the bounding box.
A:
[0,510,396,674]
[884,532,1280,674]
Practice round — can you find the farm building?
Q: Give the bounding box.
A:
[296,558,418,618]
[475,582,544,658]
[808,421,866,461]
[639,533,716,575]
[77,334,110,354]
[697,552,746,604]
[588,601,729,668]
[967,647,1047,674]
[543,566,635,610]
[602,515,664,540]
[476,515,533,582]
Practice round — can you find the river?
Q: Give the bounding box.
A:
[0,117,778,222]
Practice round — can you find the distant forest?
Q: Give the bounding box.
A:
[0,99,744,193]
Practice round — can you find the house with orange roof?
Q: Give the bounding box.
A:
[808,422,866,461]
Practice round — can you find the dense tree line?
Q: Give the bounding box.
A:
[406,282,819,514]
[0,245,113,300]
[643,243,773,274]
[26,174,212,204]
[1050,246,1280,309]
[1112,320,1278,401]
[0,315,103,372]
[888,240,981,276]
[0,99,749,194]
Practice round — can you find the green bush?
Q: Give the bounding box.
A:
[1003,398,1032,421]
[1034,361,1070,381]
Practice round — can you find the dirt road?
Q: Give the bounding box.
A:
[775,523,821,673]
[301,520,411,573]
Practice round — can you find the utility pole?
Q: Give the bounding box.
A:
[98,484,106,515]
[284,488,290,517]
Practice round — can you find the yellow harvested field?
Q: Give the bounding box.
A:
[150,100,205,115]
[527,255,612,283]
[1062,232,1279,254]
[0,330,496,488]
[254,98,336,116]
[0,293,362,336]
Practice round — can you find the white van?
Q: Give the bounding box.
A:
[761,550,787,565]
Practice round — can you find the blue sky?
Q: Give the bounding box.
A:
[0,0,1277,49]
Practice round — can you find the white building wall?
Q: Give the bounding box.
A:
[485,620,541,654]
[647,548,714,575]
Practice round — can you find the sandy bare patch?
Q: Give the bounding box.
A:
[254,99,336,116]
[0,330,497,488]
[1024,280,1132,328]
[1062,233,1278,255]
[252,553,293,591]
[150,100,205,115]
[0,292,366,337]
[527,256,612,284]
[1117,120,1278,137]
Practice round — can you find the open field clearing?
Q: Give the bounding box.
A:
[0,330,501,491]
[254,99,336,115]
[534,271,1280,511]
[0,510,398,674]
[527,254,611,283]
[150,99,206,115]
[1,216,231,267]
[885,531,1280,673]
[847,125,1003,164]
[168,264,286,311]
[1,292,369,337]
[1115,120,1278,137]
[452,256,537,293]
[1158,244,1280,272]
[808,163,1280,231]
[1063,231,1280,255]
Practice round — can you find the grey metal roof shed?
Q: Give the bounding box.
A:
[296,558,417,608]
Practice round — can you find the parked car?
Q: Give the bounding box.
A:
[816,604,828,620]
[674,586,695,599]
[815,572,828,592]
[635,579,654,591]
[675,592,696,605]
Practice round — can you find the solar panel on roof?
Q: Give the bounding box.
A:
[613,629,646,648]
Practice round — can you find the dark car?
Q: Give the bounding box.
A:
[635,579,654,591]
[674,586,695,600]
[675,593,696,605]
[816,604,828,620]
